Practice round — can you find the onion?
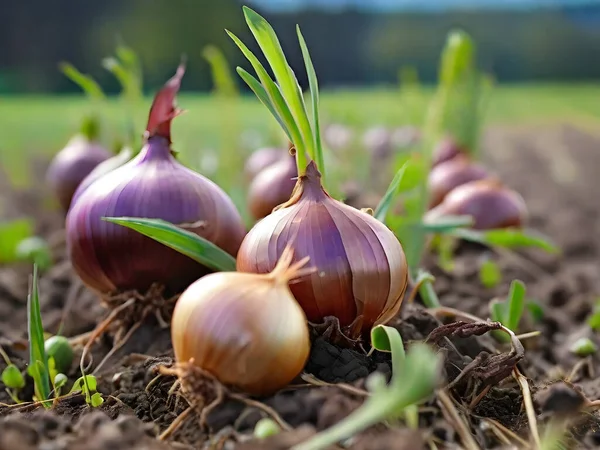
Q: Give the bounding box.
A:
[171,246,311,396]
[244,147,286,181]
[237,161,408,337]
[247,152,297,220]
[425,178,527,230]
[66,64,246,295]
[431,135,467,168]
[46,131,111,211]
[428,154,489,208]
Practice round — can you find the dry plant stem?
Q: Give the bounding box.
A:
[480,417,531,448]
[159,406,194,441]
[513,368,541,450]
[437,389,481,450]
[300,373,369,397]
[92,319,143,375]
[566,357,594,382]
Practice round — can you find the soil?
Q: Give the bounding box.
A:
[1,122,600,449]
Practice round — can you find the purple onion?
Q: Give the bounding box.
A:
[244,147,286,181]
[46,135,111,211]
[66,64,246,295]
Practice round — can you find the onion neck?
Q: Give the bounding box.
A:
[139,136,174,162]
[274,160,330,211]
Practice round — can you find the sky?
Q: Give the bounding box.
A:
[246,0,600,12]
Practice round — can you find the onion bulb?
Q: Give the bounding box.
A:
[46,128,111,211]
[244,147,286,181]
[431,135,466,168]
[171,246,311,396]
[425,178,527,230]
[428,154,489,208]
[66,64,246,295]
[237,161,409,337]
[247,152,297,220]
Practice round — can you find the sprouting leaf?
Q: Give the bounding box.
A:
[449,227,559,254]
[59,62,106,101]
[371,325,406,368]
[587,299,600,331]
[254,418,281,439]
[297,26,325,183]
[27,265,51,407]
[479,259,502,288]
[54,373,68,391]
[2,364,25,389]
[526,300,544,323]
[203,45,239,98]
[16,236,52,270]
[0,219,34,263]
[103,217,236,272]
[505,279,526,332]
[570,337,597,357]
[374,162,409,222]
[90,392,104,407]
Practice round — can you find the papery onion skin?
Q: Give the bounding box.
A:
[428,155,489,208]
[425,179,527,230]
[248,153,297,221]
[237,161,409,336]
[244,147,285,181]
[46,136,112,211]
[171,265,310,396]
[66,65,246,295]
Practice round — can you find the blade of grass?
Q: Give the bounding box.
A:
[103,217,236,272]
[59,62,106,101]
[505,280,526,332]
[297,26,325,182]
[374,162,409,222]
[27,265,51,407]
[449,227,559,253]
[203,45,239,97]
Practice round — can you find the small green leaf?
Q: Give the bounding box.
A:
[2,364,25,389]
[374,162,409,222]
[450,228,559,254]
[479,259,502,288]
[54,373,68,390]
[27,265,51,406]
[16,236,52,270]
[505,280,526,332]
[254,418,281,439]
[489,299,506,323]
[59,62,106,101]
[420,215,473,233]
[90,392,104,407]
[526,300,545,323]
[371,325,406,369]
[0,219,34,263]
[203,45,239,98]
[103,217,236,272]
[570,337,597,357]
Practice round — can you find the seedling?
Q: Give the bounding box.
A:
[489,279,526,343]
[0,346,25,404]
[291,326,440,450]
[253,418,281,439]
[569,337,597,357]
[16,236,52,271]
[69,374,104,407]
[479,258,502,288]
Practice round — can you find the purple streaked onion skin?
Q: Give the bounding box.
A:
[244,147,286,182]
[237,161,408,337]
[248,153,297,221]
[428,154,489,208]
[66,65,246,295]
[46,135,112,211]
[425,178,527,230]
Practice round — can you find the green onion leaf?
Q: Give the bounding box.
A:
[374,162,409,223]
[449,227,559,253]
[59,62,106,101]
[103,217,236,272]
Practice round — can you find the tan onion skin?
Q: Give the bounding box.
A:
[428,155,489,208]
[425,179,527,230]
[171,269,310,396]
[248,153,297,220]
[237,161,409,337]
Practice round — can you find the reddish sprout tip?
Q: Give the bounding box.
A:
[146,63,186,142]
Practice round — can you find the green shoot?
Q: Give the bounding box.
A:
[489,279,526,343]
[16,237,52,271]
[0,218,34,264]
[228,6,325,184]
[0,346,25,404]
[526,300,545,323]
[26,264,52,408]
[292,326,440,450]
[203,45,239,98]
[569,338,597,357]
[448,227,559,254]
[479,258,502,288]
[103,217,237,272]
[586,298,600,331]
[69,375,104,407]
[374,162,409,222]
[253,418,281,439]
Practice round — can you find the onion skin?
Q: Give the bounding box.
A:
[244,147,285,181]
[432,136,467,168]
[46,135,111,211]
[66,65,246,295]
[248,153,297,220]
[428,155,489,208]
[425,179,527,230]
[171,249,310,396]
[237,161,408,337]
